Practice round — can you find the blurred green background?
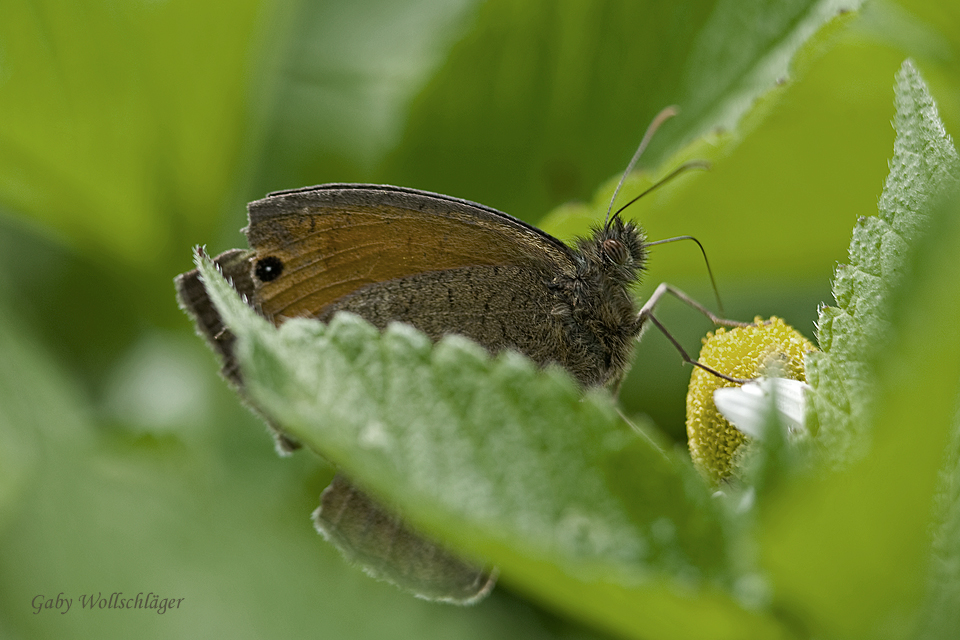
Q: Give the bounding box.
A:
[0,0,958,638]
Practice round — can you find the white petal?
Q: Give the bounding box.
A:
[714,378,810,439]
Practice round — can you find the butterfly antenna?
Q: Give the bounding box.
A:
[613,160,710,218]
[645,234,726,316]
[605,106,678,226]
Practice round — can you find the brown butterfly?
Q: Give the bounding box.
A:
[175,108,739,604]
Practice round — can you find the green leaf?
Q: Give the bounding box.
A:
[0,0,278,266]
[373,0,864,224]
[0,297,89,534]
[761,60,960,640]
[805,58,960,466]
[197,254,789,640]
[915,409,960,639]
[252,0,483,189]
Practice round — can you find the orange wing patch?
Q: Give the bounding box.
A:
[248,202,573,322]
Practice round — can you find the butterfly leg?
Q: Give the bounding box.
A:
[636,283,756,384]
[639,282,753,329]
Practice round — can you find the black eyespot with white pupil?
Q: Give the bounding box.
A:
[255,256,284,282]
[602,238,629,265]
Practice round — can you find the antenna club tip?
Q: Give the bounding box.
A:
[652,106,679,127]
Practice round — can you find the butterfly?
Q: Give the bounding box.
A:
[175,107,740,603]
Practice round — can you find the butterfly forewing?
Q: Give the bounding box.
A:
[245,185,578,324]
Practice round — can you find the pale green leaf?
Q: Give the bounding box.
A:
[805,58,960,466]
[762,60,960,640]
[197,253,789,640]
[915,408,960,639]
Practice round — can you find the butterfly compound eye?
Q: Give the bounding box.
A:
[602,238,629,265]
[255,256,284,282]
